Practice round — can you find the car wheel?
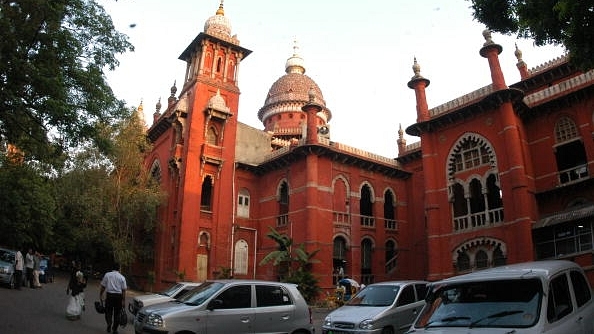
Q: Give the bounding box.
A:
[381,327,394,334]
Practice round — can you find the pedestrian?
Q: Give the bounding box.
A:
[32,251,42,288]
[14,249,24,290]
[66,262,87,320]
[25,248,34,288]
[99,262,127,334]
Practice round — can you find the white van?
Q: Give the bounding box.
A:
[407,260,594,333]
[322,280,428,334]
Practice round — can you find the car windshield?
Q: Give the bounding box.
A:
[159,283,185,297]
[346,285,400,307]
[415,279,542,329]
[177,282,225,306]
[0,250,15,263]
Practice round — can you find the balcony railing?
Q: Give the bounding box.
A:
[333,212,351,225]
[559,164,588,185]
[276,214,289,227]
[360,215,375,228]
[453,207,504,231]
[384,219,397,230]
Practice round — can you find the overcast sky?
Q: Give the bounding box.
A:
[99,0,565,157]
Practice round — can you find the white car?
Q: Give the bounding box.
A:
[322,280,429,334]
[128,281,201,315]
[408,260,594,333]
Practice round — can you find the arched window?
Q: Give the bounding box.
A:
[361,238,373,284]
[150,160,162,184]
[360,184,374,227]
[475,250,488,269]
[216,57,222,73]
[384,189,396,230]
[277,181,289,226]
[457,252,470,271]
[237,189,250,218]
[554,116,588,184]
[201,175,214,211]
[234,239,248,275]
[469,178,485,227]
[493,245,506,266]
[385,239,398,272]
[206,126,218,145]
[448,135,502,231]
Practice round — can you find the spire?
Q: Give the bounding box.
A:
[136,100,146,126]
[285,38,306,74]
[153,97,162,123]
[515,43,529,80]
[397,123,407,156]
[168,81,177,107]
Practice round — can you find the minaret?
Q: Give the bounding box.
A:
[479,29,506,90]
[407,57,431,123]
[515,44,530,80]
[302,87,324,144]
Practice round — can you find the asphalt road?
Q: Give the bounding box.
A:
[0,272,330,333]
[0,272,136,334]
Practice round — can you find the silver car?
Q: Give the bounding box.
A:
[322,280,428,334]
[0,248,18,289]
[134,279,314,334]
[128,281,201,315]
[408,260,594,333]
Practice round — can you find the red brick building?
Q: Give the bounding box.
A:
[142,4,594,292]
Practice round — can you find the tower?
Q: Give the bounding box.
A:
[145,2,251,283]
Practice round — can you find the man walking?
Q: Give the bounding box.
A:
[99,262,127,334]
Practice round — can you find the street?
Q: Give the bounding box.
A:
[0,272,330,333]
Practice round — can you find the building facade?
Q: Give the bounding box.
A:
[141,4,594,293]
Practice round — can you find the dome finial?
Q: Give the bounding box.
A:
[285,38,306,74]
[216,0,224,15]
[514,43,523,61]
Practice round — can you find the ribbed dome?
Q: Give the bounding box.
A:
[258,73,329,122]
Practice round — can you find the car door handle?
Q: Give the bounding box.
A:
[280,314,290,320]
[240,316,250,323]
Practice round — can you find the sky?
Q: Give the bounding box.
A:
[99,0,565,158]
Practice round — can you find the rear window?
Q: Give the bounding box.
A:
[570,270,591,308]
[256,285,292,307]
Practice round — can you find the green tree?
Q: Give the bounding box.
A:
[259,226,321,302]
[468,0,594,70]
[0,157,56,251]
[54,112,165,269]
[0,0,133,165]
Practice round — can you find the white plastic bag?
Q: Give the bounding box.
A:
[66,295,82,320]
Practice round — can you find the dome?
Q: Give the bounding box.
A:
[257,73,329,122]
[204,3,232,41]
[257,42,331,123]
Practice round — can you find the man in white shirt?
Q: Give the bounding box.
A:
[25,248,34,288]
[14,249,24,290]
[100,262,127,334]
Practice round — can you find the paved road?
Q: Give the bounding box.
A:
[0,272,330,333]
[0,272,137,334]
